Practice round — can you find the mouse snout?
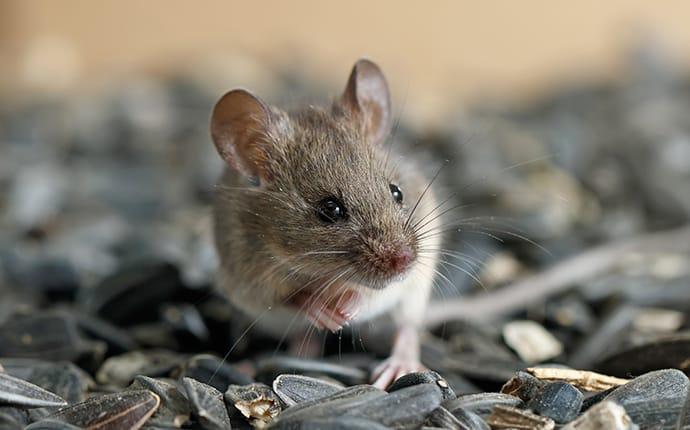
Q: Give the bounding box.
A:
[358,227,417,280]
[386,245,415,273]
[370,242,416,276]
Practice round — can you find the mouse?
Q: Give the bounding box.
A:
[210,59,443,389]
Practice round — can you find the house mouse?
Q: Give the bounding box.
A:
[210,59,443,388]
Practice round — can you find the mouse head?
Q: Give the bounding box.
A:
[211,59,427,289]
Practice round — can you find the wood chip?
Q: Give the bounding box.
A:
[526,368,628,391]
[487,405,555,430]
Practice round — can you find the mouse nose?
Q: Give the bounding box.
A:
[383,244,415,274]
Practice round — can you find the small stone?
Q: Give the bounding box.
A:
[562,401,637,430]
[632,308,684,333]
[96,350,184,386]
[503,320,563,363]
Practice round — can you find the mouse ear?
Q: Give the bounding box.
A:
[210,89,274,180]
[340,59,392,145]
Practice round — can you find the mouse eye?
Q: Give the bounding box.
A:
[389,184,403,204]
[316,196,347,223]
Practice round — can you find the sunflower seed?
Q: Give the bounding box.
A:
[603,369,689,430]
[597,332,690,377]
[175,354,254,392]
[0,313,104,363]
[130,376,191,428]
[426,407,462,429]
[527,382,583,424]
[0,373,67,408]
[343,384,443,429]
[273,416,389,430]
[181,377,230,430]
[501,370,545,402]
[0,359,93,405]
[0,406,29,429]
[25,419,82,429]
[389,370,456,400]
[226,382,281,428]
[272,385,385,426]
[449,407,491,430]
[443,393,524,419]
[272,374,344,407]
[48,390,160,429]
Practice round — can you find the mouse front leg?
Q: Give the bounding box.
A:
[371,324,426,389]
[371,276,432,389]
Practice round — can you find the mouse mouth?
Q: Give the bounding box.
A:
[286,276,361,315]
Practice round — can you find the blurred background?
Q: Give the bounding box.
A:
[1,1,690,372]
[3,1,690,123]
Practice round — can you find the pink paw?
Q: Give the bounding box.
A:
[371,357,428,389]
[292,290,360,333]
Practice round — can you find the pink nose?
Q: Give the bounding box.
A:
[385,245,415,274]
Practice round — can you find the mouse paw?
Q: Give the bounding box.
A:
[305,305,351,333]
[293,290,360,333]
[371,357,427,389]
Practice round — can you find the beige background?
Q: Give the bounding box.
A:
[2,1,690,121]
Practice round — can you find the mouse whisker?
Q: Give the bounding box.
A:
[411,202,475,236]
[453,152,557,196]
[418,253,485,281]
[404,162,447,229]
[295,267,353,354]
[415,259,456,293]
[437,259,485,290]
[274,262,355,354]
[417,248,486,267]
[408,192,458,231]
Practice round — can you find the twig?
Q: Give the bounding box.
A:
[424,225,690,326]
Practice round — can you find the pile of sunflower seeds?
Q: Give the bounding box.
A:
[2,49,690,428]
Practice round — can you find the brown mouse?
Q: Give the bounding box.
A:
[210,59,442,388]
